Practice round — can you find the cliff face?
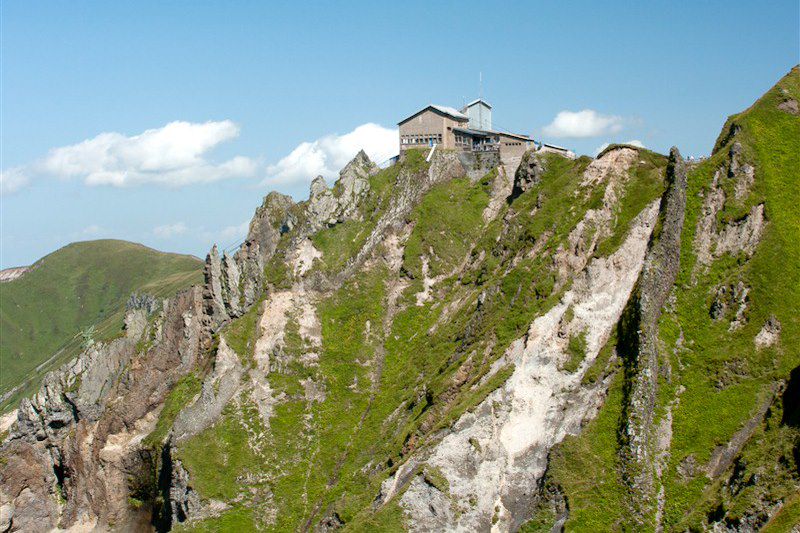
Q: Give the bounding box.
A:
[1,68,798,533]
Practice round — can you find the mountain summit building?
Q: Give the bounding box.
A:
[398,99,535,160]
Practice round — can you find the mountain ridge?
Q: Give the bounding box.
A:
[0,67,797,532]
[0,239,203,410]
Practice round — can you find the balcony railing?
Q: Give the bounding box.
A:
[471,143,499,152]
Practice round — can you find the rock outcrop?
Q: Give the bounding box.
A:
[1,287,207,531]
[306,149,378,231]
[510,150,544,201]
[620,147,687,527]
[393,201,660,531]
[693,143,765,273]
[1,67,797,532]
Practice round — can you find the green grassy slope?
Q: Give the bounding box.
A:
[543,67,800,531]
[0,239,203,406]
[161,146,669,531]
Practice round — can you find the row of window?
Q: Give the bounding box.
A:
[402,134,529,148]
[401,134,443,145]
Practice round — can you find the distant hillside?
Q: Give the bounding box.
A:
[0,240,203,406]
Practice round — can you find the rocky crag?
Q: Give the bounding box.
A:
[1,68,798,532]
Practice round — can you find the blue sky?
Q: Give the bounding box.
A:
[2,1,798,268]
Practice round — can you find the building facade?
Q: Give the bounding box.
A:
[398,100,534,160]
[398,105,468,151]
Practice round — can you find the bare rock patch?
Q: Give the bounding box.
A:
[754,315,781,349]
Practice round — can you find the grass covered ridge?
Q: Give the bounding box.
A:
[540,67,800,531]
[0,239,202,408]
[173,141,676,530]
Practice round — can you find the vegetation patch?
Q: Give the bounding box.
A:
[0,239,202,410]
[223,299,263,365]
[563,330,588,373]
[403,176,490,279]
[176,399,265,502]
[547,359,628,531]
[539,68,800,531]
[143,372,203,449]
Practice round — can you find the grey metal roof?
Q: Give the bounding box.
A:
[430,104,468,119]
[454,127,532,141]
[463,98,493,109]
[542,142,568,150]
[492,130,532,141]
[452,127,493,137]
[398,104,468,125]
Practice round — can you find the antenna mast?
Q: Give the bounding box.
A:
[479,72,483,100]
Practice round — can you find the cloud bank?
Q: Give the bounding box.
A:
[542,109,624,138]
[264,123,398,186]
[153,222,189,239]
[2,120,257,194]
[3,120,399,197]
[0,168,30,195]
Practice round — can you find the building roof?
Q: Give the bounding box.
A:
[463,98,492,109]
[452,127,493,137]
[541,142,568,150]
[453,127,533,141]
[398,104,468,125]
[430,105,468,119]
[493,131,532,141]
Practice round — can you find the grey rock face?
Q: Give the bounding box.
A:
[401,476,457,532]
[222,252,243,317]
[336,149,378,218]
[727,142,755,200]
[457,150,500,181]
[171,338,244,442]
[511,150,545,200]
[169,457,201,525]
[203,245,229,325]
[694,141,762,274]
[234,191,294,307]
[126,292,158,314]
[710,281,750,331]
[755,315,782,349]
[12,308,148,444]
[621,147,688,527]
[307,175,339,227]
[306,150,379,232]
[1,286,207,531]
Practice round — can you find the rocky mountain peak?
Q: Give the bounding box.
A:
[1,68,798,532]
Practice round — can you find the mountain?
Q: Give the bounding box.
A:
[0,68,797,532]
[0,240,203,409]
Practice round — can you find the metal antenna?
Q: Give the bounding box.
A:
[479,72,483,100]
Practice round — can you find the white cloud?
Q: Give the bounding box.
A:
[264,123,398,186]
[3,120,257,193]
[153,222,189,239]
[543,109,624,138]
[215,221,250,242]
[69,224,109,240]
[593,139,646,156]
[0,167,30,195]
[81,224,105,236]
